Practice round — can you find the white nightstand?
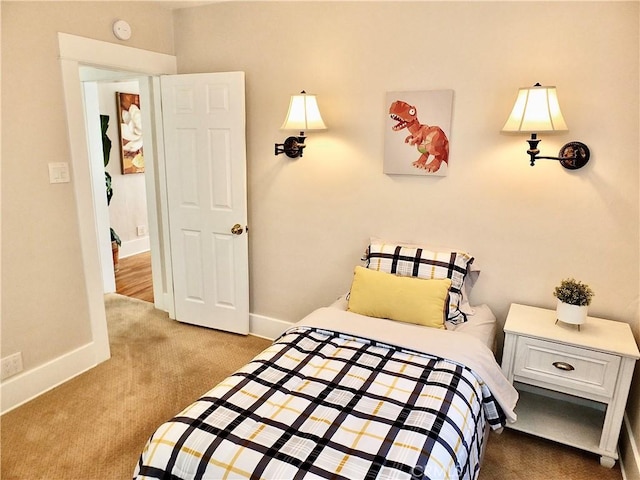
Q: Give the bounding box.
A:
[501,303,639,468]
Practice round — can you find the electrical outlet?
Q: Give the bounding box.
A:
[136,225,148,236]
[1,352,23,380]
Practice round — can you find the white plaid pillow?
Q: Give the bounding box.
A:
[366,242,474,324]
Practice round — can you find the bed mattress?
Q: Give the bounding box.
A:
[134,308,517,480]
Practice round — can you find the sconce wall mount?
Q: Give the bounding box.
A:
[275,91,326,159]
[275,132,307,158]
[502,83,590,169]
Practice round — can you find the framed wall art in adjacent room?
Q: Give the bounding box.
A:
[116,92,145,174]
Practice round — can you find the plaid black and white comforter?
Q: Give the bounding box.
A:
[134,314,514,480]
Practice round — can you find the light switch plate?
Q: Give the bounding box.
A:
[48,162,70,184]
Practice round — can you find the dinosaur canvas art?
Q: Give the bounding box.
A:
[384,90,453,176]
[389,100,449,172]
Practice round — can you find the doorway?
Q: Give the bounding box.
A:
[59,33,178,365]
[81,70,153,302]
[60,34,250,364]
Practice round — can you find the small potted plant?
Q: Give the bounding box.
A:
[553,278,594,328]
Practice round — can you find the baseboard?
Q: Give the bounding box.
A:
[119,238,150,258]
[249,312,294,340]
[620,413,640,480]
[0,313,289,415]
[0,343,98,415]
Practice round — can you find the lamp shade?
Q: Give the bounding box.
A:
[280,92,327,131]
[502,84,568,133]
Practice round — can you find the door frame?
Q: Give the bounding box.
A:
[58,33,177,364]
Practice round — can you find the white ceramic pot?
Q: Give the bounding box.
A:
[556,299,588,326]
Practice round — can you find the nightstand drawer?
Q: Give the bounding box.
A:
[514,336,621,398]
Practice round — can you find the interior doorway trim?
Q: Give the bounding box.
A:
[58,33,177,364]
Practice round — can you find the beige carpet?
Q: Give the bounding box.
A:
[1,294,623,479]
[480,428,621,480]
[1,294,271,479]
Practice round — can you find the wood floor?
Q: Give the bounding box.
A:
[115,251,154,303]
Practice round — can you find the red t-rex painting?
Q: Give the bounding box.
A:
[389,100,449,173]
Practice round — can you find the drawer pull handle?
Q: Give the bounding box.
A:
[552,361,575,372]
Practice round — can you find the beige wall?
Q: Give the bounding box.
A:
[174,0,640,462]
[1,2,174,372]
[174,4,639,317]
[175,1,639,326]
[2,0,639,471]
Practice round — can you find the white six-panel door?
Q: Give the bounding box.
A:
[161,72,249,334]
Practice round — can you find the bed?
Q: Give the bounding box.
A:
[134,240,518,480]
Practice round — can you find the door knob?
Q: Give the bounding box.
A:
[231,224,244,235]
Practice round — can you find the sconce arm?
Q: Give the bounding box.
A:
[525,134,590,170]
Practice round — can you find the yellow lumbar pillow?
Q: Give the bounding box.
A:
[347,266,451,329]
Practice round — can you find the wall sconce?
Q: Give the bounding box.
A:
[275,91,326,158]
[501,83,590,169]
